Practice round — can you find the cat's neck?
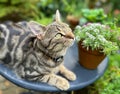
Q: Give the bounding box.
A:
[34,39,63,64]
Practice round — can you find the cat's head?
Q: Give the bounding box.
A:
[28,10,75,56]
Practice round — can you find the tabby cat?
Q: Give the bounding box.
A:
[0,10,76,90]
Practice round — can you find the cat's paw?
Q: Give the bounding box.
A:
[65,71,76,81]
[56,78,70,90]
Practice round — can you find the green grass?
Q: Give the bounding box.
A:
[88,53,120,94]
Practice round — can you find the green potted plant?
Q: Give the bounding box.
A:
[74,23,120,69]
[80,8,107,25]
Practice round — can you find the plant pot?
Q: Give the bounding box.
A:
[66,15,79,30]
[78,41,106,69]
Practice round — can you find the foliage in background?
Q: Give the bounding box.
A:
[104,19,120,48]
[79,8,107,25]
[0,0,87,25]
[37,0,86,17]
[0,0,41,22]
[110,0,120,10]
[88,54,120,94]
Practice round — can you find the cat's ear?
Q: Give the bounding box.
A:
[28,21,46,40]
[55,10,61,22]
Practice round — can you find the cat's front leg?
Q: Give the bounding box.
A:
[39,74,70,90]
[59,64,76,81]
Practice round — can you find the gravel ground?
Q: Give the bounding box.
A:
[0,75,70,94]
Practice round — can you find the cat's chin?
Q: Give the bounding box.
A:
[70,39,75,46]
[65,39,75,47]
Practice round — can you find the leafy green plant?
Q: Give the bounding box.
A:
[80,8,107,25]
[105,19,120,47]
[74,23,120,55]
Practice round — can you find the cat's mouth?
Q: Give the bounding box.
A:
[64,38,75,47]
[64,35,74,40]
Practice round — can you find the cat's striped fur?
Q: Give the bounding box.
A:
[0,10,76,90]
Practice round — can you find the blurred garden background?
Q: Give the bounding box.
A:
[0,0,120,94]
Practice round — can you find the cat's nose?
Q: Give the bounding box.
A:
[66,32,75,40]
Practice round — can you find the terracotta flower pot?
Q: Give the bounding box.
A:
[66,15,79,30]
[78,41,106,69]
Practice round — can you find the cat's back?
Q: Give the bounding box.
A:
[0,21,32,64]
[0,21,30,36]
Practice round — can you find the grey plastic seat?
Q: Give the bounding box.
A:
[0,42,108,92]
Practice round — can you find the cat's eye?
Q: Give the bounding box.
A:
[55,33,62,39]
